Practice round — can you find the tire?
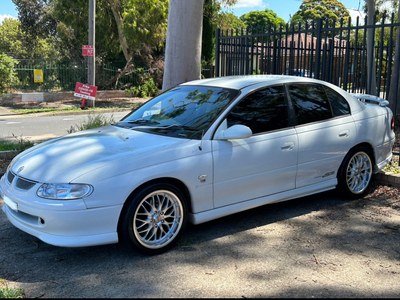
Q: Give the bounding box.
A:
[337,147,373,199]
[118,182,188,255]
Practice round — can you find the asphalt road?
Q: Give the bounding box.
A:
[0,111,129,142]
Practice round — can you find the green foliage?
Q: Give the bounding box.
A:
[66,113,115,134]
[52,0,123,61]
[201,0,243,63]
[291,0,350,27]
[122,0,169,51]
[382,154,399,174]
[12,0,58,38]
[0,17,60,59]
[202,0,215,64]
[0,285,24,298]
[240,9,286,30]
[363,0,399,22]
[126,72,159,98]
[216,12,246,32]
[0,53,19,94]
[0,134,34,152]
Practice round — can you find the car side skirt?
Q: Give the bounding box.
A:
[375,152,393,173]
[189,179,337,225]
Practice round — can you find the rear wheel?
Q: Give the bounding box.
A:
[338,147,373,199]
[119,183,188,255]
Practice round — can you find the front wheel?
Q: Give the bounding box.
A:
[337,147,373,199]
[119,183,188,255]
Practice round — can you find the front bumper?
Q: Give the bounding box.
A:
[0,174,122,247]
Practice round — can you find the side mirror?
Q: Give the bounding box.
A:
[214,124,252,140]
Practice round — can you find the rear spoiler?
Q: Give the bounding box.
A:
[351,93,389,107]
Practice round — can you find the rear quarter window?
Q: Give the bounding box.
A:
[323,87,351,117]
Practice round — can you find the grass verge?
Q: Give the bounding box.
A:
[11,106,130,115]
[0,134,34,151]
[0,280,24,298]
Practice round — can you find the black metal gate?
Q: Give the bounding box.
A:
[215,15,400,100]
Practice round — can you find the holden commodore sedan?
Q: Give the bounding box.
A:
[0,75,395,255]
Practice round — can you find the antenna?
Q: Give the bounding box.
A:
[199,130,205,151]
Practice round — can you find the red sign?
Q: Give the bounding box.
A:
[74,82,97,101]
[82,45,94,56]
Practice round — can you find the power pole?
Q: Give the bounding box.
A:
[87,0,96,107]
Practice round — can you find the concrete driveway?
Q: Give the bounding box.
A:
[1,184,400,298]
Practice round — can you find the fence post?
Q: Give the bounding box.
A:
[215,28,220,77]
[314,18,322,80]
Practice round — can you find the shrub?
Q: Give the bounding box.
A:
[126,72,159,98]
[0,53,19,94]
[66,113,115,134]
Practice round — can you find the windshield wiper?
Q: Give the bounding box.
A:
[157,124,199,131]
[116,119,160,125]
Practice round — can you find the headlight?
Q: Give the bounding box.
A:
[37,183,93,200]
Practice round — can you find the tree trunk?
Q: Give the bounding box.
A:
[162,0,204,91]
[388,3,400,116]
[108,0,131,61]
[366,0,378,95]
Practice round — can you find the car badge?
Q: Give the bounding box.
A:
[198,175,207,183]
[17,166,25,174]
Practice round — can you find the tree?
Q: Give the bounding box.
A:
[52,0,124,62]
[240,9,286,31]
[291,0,350,27]
[214,12,246,31]
[12,0,58,38]
[0,18,59,59]
[163,0,238,91]
[202,0,215,65]
[162,0,203,91]
[13,0,169,87]
[202,0,245,65]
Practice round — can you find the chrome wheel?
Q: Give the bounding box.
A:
[346,151,372,194]
[133,190,184,249]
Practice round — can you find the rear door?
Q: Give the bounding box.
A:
[287,83,356,188]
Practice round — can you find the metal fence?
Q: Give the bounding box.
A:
[13,59,142,92]
[215,14,400,101]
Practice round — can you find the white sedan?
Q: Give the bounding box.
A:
[0,75,396,255]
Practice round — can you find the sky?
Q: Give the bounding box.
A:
[0,0,367,24]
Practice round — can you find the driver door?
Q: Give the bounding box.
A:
[212,85,298,208]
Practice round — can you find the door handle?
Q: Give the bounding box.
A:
[339,130,350,138]
[281,142,295,151]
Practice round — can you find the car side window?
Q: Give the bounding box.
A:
[226,85,288,134]
[288,84,333,125]
[323,87,350,117]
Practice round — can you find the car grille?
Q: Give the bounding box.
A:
[7,171,15,184]
[6,171,37,191]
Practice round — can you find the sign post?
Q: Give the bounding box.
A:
[74,82,98,109]
[82,45,94,56]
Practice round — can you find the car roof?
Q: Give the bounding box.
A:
[179,75,366,114]
[180,75,315,90]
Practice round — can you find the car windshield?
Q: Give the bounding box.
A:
[114,85,239,139]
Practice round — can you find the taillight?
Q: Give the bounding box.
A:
[391,116,395,131]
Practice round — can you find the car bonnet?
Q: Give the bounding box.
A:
[9,125,189,183]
